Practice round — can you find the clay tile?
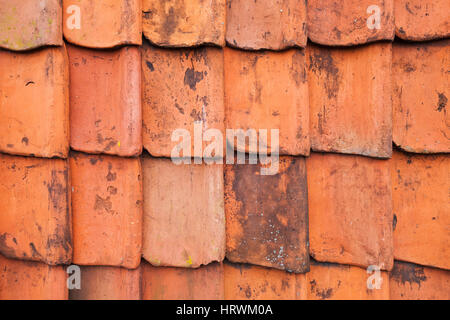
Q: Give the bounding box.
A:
[142,157,225,268]
[395,0,450,41]
[0,0,63,51]
[70,152,142,269]
[224,262,305,300]
[141,42,224,158]
[391,151,450,270]
[0,254,67,300]
[67,44,142,157]
[142,0,225,47]
[307,42,392,158]
[307,0,394,46]
[70,265,141,300]
[0,154,72,265]
[224,48,310,156]
[0,46,69,158]
[142,262,224,300]
[307,153,394,271]
[225,157,309,273]
[390,261,450,300]
[226,0,307,50]
[393,40,450,154]
[63,0,141,48]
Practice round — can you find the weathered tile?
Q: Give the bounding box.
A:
[142,157,225,268]
[307,153,393,271]
[391,151,450,270]
[0,46,69,158]
[142,262,224,300]
[225,157,309,273]
[0,0,63,51]
[63,0,141,48]
[224,48,310,156]
[142,42,224,158]
[307,0,394,46]
[142,0,225,47]
[390,261,450,300]
[0,154,71,265]
[67,44,142,157]
[226,0,307,50]
[70,152,142,269]
[0,254,67,300]
[393,40,449,154]
[70,265,141,300]
[308,42,392,158]
[395,0,450,41]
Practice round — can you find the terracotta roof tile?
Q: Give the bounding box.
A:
[63,0,142,48]
[142,0,226,47]
[70,152,142,269]
[224,48,310,156]
[307,153,393,271]
[393,40,449,154]
[307,42,392,158]
[225,157,309,273]
[395,0,450,41]
[391,151,450,270]
[67,44,142,157]
[0,0,63,51]
[0,154,71,265]
[307,0,394,46]
[226,0,307,50]
[142,157,225,268]
[0,46,69,158]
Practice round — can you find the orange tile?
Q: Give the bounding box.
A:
[0,154,72,265]
[0,46,69,158]
[395,0,450,41]
[70,152,142,269]
[142,0,225,47]
[0,254,67,300]
[391,151,450,270]
[142,262,224,300]
[67,44,142,157]
[307,153,393,271]
[225,157,309,273]
[224,48,310,156]
[0,0,63,51]
[307,42,392,158]
[392,40,449,154]
[306,262,389,300]
[142,157,225,268]
[70,265,141,300]
[226,0,307,50]
[141,42,224,158]
[63,0,141,48]
[307,0,394,46]
[390,261,450,300]
[224,262,305,300]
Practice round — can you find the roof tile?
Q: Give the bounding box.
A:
[0,0,63,51]
[0,46,69,158]
[70,152,142,269]
[391,151,450,270]
[226,0,307,50]
[142,157,225,268]
[393,40,449,154]
[0,154,71,265]
[67,44,142,157]
[307,153,393,271]
[224,48,310,156]
[63,0,141,48]
[308,42,392,158]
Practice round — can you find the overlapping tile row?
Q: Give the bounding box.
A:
[0,0,449,300]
